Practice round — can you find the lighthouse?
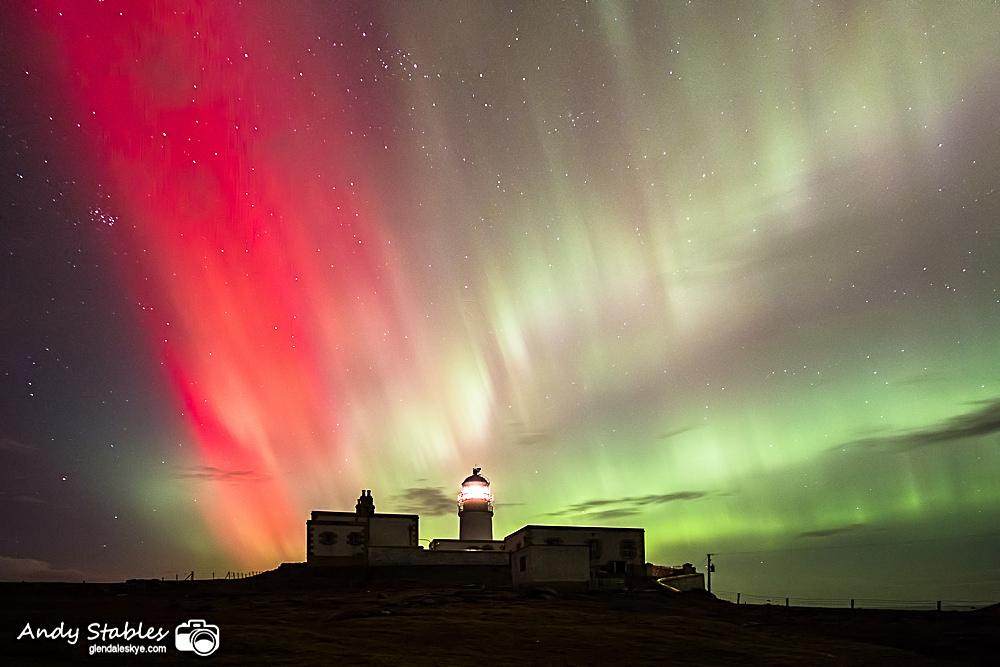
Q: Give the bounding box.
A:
[458,467,494,540]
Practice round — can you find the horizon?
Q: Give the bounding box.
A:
[1,1,999,604]
[1,500,996,606]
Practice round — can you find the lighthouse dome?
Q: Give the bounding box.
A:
[462,469,490,486]
[458,467,493,509]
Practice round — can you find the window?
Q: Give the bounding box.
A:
[347,532,365,546]
[587,539,603,560]
[619,540,636,559]
[519,556,527,572]
[318,531,336,546]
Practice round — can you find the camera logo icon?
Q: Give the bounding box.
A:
[174,619,220,656]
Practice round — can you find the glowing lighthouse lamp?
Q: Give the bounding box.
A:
[458,467,494,540]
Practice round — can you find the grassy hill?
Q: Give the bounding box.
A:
[2,564,996,665]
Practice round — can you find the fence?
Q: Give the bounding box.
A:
[161,570,266,581]
[713,590,994,612]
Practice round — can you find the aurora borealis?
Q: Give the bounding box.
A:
[2,1,999,601]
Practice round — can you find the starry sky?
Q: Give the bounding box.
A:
[2,1,999,601]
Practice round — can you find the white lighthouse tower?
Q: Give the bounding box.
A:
[458,467,494,540]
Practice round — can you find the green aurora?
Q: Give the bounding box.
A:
[2,2,998,601]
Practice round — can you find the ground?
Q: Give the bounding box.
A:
[1,565,996,665]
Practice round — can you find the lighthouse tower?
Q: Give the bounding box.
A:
[458,467,494,540]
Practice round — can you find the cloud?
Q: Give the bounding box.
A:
[550,490,709,517]
[912,399,1000,443]
[0,437,35,452]
[515,431,551,447]
[838,398,1000,453]
[0,556,85,582]
[174,466,269,483]
[570,507,642,520]
[657,426,695,441]
[798,524,868,539]
[391,487,455,516]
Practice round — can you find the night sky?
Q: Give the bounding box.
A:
[2,1,999,602]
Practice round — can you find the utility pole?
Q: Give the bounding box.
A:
[706,553,715,593]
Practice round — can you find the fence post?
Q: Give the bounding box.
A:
[936,600,941,612]
[736,592,741,604]
[850,599,855,609]
[785,598,789,607]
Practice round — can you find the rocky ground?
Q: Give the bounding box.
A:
[2,565,997,665]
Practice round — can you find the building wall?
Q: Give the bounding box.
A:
[369,515,418,547]
[368,546,509,567]
[427,538,504,552]
[510,545,590,591]
[504,525,645,590]
[504,525,645,574]
[306,511,417,566]
[307,513,366,566]
[458,508,493,540]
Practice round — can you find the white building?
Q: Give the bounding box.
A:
[504,525,645,592]
[306,490,418,566]
[305,473,696,594]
